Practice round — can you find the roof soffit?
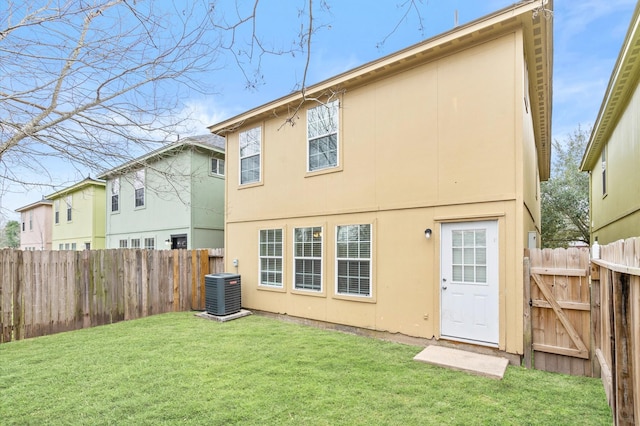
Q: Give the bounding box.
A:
[581,3,640,171]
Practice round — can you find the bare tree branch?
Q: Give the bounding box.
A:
[1,0,220,194]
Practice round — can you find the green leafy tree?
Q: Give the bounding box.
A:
[541,127,590,248]
[1,220,20,248]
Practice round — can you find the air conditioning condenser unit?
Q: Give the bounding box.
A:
[205,273,241,316]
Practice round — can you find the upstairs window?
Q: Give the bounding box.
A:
[131,238,141,248]
[29,210,33,231]
[211,157,225,176]
[119,239,128,248]
[601,148,607,196]
[54,200,60,224]
[307,100,339,172]
[66,195,72,222]
[239,127,261,184]
[294,227,323,292]
[134,169,145,208]
[111,178,120,212]
[336,224,372,297]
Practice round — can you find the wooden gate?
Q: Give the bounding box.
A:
[524,248,593,376]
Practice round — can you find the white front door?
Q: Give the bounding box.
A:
[440,220,499,346]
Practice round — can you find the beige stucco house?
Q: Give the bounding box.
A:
[580,2,640,245]
[15,199,53,250]
[209,1,552,358]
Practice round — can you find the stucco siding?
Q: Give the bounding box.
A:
[225,201,522,353]
[225,34,519,225]
[220,25,544,355]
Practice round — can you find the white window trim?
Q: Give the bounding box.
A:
[144,237,155,250]
[54,199,60,224]
[211,157,225,176]
[293,226,323,293]
[65,195,72,222]
[307,100,339,172]
[258,228,284,289]
[601,147,607,197]
[111,177,120,213]
[239,126,261,185]
[335,224,373,298]
[134,169,145,208]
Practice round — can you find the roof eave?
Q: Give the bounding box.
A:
[98,141,224,179]
[15,199,53,212]
[47,178,106,199]
[580,2,640,172]
[209,1,552,138]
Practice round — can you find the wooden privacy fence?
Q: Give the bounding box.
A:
[0,248,224,343]
[591,238,640,426]
[524,247,592,376]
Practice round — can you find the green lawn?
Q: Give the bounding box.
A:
[0,312,611,425]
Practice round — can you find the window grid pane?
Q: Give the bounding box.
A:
[307,100,338,172]
[294,227,322,291]
[451,229,487,283]
[240,127,261,184]
[336,224,371,296]
[260,229,283,287]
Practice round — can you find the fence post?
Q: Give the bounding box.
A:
[523,255,532,369]
[613,272,634,426]
[590,262,602,378]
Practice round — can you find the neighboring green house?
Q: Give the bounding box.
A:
[98,135,225,250]
[48,177,106,250]
[580,3,640,245]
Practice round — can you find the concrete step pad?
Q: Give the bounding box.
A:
[413,345,509,379]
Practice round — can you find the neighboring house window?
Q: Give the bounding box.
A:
[294,227,322,291]
[59,243,63,250]
[111,178,120,212]
[29,210,33,231]
[21,214,25,231]
[66,195,72,222]
[239,127,261,184]
[601,148,607,196]
[307,100,339,172]
[259,229,283,287]
[71,243,77,250]
[144,238,155,249]
[131,239,141,248]
[64,243,70,250]
[336,224,372,297]
[134,169,145,208]
[211,157,225,176]
[85,243,91,250]
[119,239,128,248]
[54,200,60,224]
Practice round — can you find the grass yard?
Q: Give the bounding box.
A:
[1,312,611,425]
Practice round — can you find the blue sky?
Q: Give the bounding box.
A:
[1,0,637,220]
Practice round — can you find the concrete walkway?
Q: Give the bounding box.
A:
[413,345,509,379]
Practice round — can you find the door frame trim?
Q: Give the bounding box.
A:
[437,218,501,347]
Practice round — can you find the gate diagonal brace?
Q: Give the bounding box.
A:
[531,273,589,357]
